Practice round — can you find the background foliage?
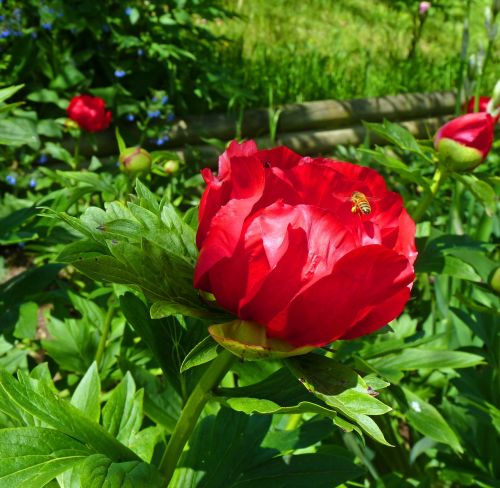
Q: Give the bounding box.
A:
[0,0,499,487]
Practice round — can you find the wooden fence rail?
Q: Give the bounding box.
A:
[67,91,459,163]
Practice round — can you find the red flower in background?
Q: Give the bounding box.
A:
[464,96,499,123]
[465,96,491,114]
[67,95,112,132]
[434,112,495,171]
[195,141,417,349]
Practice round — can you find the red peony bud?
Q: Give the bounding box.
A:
[67,94,112,132]
[194,140,417,354]
[434,113,495,171]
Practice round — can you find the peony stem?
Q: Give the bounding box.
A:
[159,349,234,487]
[411,166,447,223]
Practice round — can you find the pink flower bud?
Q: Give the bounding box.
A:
[419,2,431,15]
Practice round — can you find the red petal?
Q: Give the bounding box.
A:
[255,146,302,169]
[218,140,258,179]
[339,287,411,339]
[266,245,414,347]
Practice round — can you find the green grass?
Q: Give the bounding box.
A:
[211,0,499,108]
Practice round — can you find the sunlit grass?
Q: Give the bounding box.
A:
[212,0,499,107]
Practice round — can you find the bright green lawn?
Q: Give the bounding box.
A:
[212,0,499,107]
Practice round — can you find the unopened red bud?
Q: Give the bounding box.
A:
[434,113,494,172]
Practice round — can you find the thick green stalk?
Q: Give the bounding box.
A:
[160,349,235,487]
[411,166,447,223]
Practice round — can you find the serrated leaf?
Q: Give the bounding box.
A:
[402,387,463,453]
[71,362,101,423]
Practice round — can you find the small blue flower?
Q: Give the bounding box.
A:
[1,30,11,38]
[114,69,126,78]
[161,95,169,105]
[6,175,16,185]
[167,113,175,122]
[48,7,55,14]
[137,48,144,56]
[151,96,157,102]
[126,114,135,122]
[38,154,48,164]
[102,24,110,33]
[29,178,37,188]
[57,11,63,18]
[156,136,168,146]
[0,15,4,21]
[125,7,133,16]
[42,22,52,30]
[147,109,161,119]
[116,161,121,167]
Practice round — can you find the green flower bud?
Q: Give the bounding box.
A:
[119,147,152,173]
[163,160,179,175]
[436,138,484,172]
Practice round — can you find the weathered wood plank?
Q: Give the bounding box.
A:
[64,91,458,158]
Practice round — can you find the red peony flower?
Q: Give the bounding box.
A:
[465,96,491,114]
[194,141,417,349]
[464,96,499,123]
[434,112,495,171]
[67,94,112,132]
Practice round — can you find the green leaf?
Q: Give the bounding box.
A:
[42,316,98,373]
[0,427,90,488]
[0,118,40,149]
[0,369,138,462]
[102,373,143,448]
[115,127,126,153]
[180,336,219,373]
[216,368,359,435]
[402,387,463,453]
[150,300,225,320]
[360,148,430,190]
[455,174,496,214]
[369,348,484,373]
[13,301,38,340]
[75,454,162,488]
[364,120,426,157]
[236,453,364,488]
[171,408,363,488]
[0,84,24,104]
[71,362,101,423]
[261,417,334,452]
[286,354,392,445]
